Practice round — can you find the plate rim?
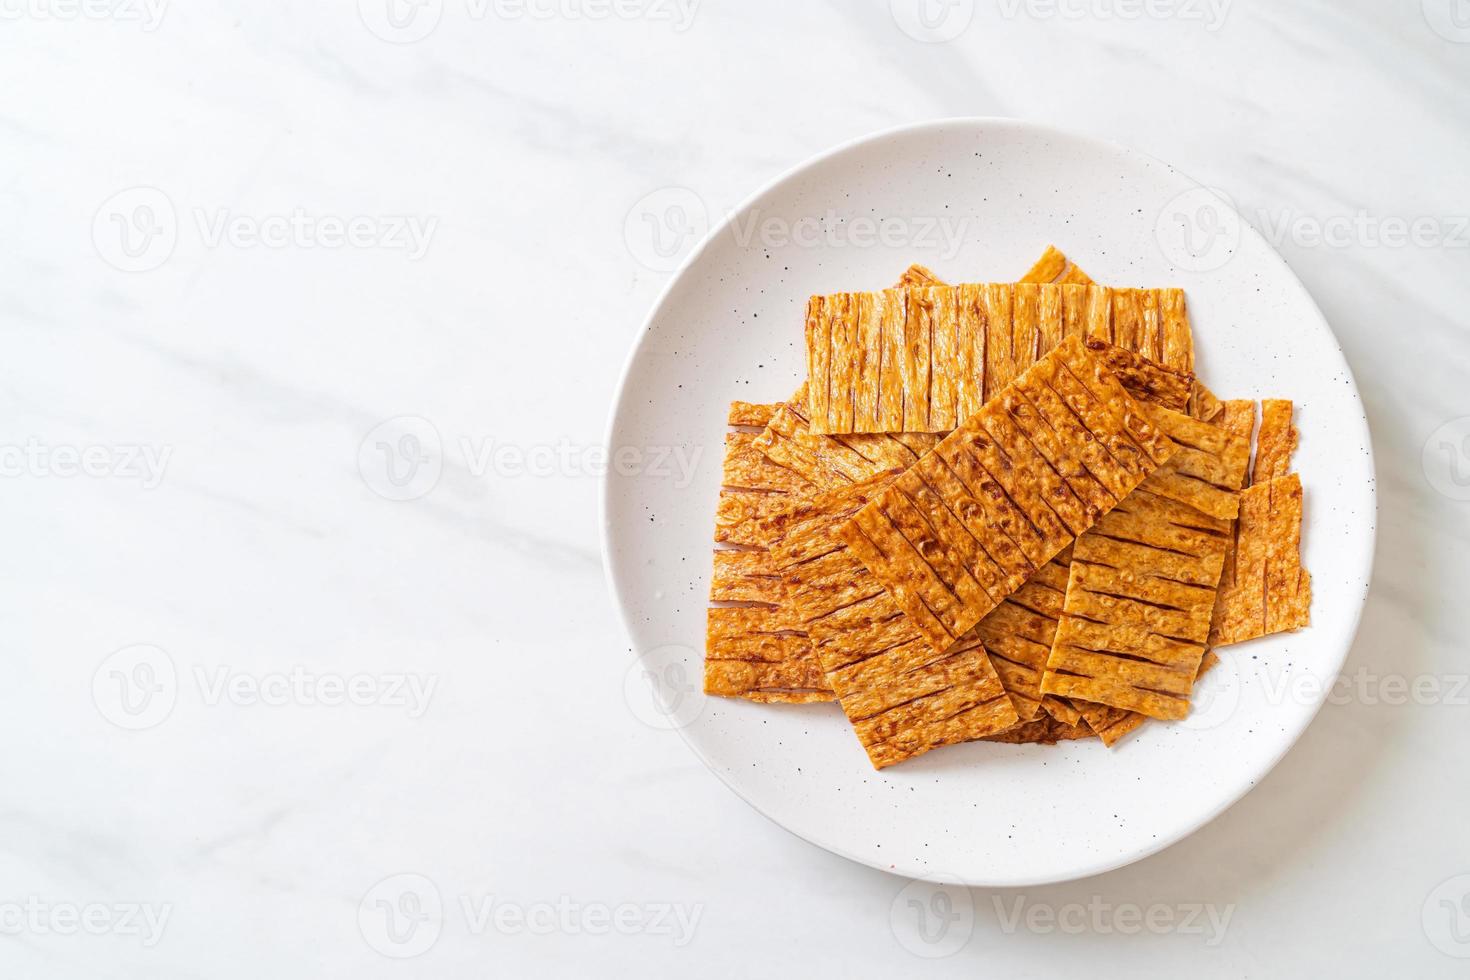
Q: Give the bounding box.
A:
[599,115,1378,887]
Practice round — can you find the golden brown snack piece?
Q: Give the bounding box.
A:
[982,713,1095,744]
[838,336,1179,652]
[1136,404,1252,520]
[1085,285,1193,375]
[754,384,934,491]
[1020,247,1187,370]
[1207,400,1257,634]
[706,404,831,703]
[1211,473,1311,645]
[967,373,1198,723]
[894,264,944,288]
[1041,484,1232,720]
[968,551,1073,722]
[755,345,1183,496]
[1216,400,1259,472]
[727,401,778,428]
[1019,244,1096,286]
[714,430,818,549]
[1188,382,1225,423]
[1075,702,1148,747]
[1073,649,1220,747]
[1085,339,1193,412]
[775,473,1019,769]
[749,250,1178,488]
[1046,390,1252,719]
[805,282,1195,434]
[1253,399,1298,484]
[704,605,830,703]
[1210,401,1310,646]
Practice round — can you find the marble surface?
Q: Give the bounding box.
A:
[1,0,1466,975]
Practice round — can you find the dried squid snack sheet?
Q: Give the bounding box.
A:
[727,401,778,428]
[776,472,1019,769]
[804,283,1195,435]
[1207,400,1257,640]
[714,427,817,549]
[1019,244,1096,286]
[894,264,944,288]
[1210,401,1310,645]
[1188,382,1225,423]
[705,403,831,702]
[1136,403,1252,520]
[837,335,1178,652]
[754,384,936,491]
[1252,399,1299,484]
[1211,473,1311,645]
[968,377,1203,723]
[967,550,1074,723]
[1073,650,1220,747]
[1041,485,1233,721]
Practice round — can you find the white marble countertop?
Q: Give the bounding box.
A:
[3,1,1468,976]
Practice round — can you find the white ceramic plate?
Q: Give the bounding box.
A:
[602,119,1375,887]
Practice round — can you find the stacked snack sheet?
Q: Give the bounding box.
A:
[704,247,1311,769]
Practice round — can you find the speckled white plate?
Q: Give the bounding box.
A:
[601,119,1375,887]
